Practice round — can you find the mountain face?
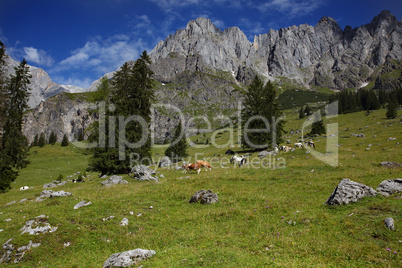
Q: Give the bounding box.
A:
[20,10,402,144]
[3,56,86,108]
[150,10,401,89]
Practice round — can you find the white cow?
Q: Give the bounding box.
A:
[294,142,304,148]
[230,155,247,167]
[20,186,29,191]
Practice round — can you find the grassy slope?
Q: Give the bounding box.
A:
[0,109,401,267]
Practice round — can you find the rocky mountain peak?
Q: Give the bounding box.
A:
[185,17,221,35]
[367,10,399,36]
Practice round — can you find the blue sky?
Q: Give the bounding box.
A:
[1,0,401,88]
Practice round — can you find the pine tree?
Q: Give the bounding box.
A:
[304,104,311,116]
[386,101,398,119]
[299,106,305,119]
[32,134,39,147]
[48,131,57,145]
[241,76,284,150]
[61,134,69,147]
[310,120,326,136]
[89,51,155,175]
[76,130,84,142]
[165,121,188,161]
[0,58,31,192]
[38,132,46,147]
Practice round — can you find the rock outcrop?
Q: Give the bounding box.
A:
[103,248,156,268]
[377,179,402,196]
[325,179,377,205]
[100,175,128,186]
[189,190,219,204]
[130,165,158,182]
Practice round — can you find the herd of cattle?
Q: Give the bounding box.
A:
[182,140,315,174]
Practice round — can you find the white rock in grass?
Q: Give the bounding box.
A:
[5,201,15,206]
[0,229,3,232]
[384,218,395,231]
[74,200,92,209]
[4,219,12,222]
[20,215,57,235]
[120,218,129,226]
[103,248,156,268]
[325,179,377,205]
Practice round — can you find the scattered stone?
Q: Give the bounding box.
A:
[64,242,71,248]
[36,190,72,202]
[19,198,28,203]
[365,148,371,151]
[368,144,372,147]
[325,179,377,205]
[5,201,16,206]
[0,239,41,264]
[305,151,310,154]
[0,229,3,232]
[100,175,108,179]
[103,216,115,222]
[258,150,275,158]
[384,218,395,231]
[103,248,156,268]
[101,175,128,186]
[19,186,29,191]
[178,176,191,179]
[352,133,365,138]
[387,137,396,141]
[136,213,142,217]
[4,219,12,222]
[43,182,58,189]
[149,206,153,209]
[120,218,129,226]
[130,165,158,182]
[20,215,57,235]
[377,179,402,196]
[189,190,219,204]
[158,156,172,167]
[159,174,165,178]
[74,200,92,210]
[380,161,402,168]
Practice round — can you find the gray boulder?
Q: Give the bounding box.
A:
[158,156,172,167]
[380,161,402,168]
[325,179,377,205]
[101,175,128,186]
[74,200,92,209]
[36,190,72,202]
[43,182,58,189]
[103,248,156,268]
[258,150,275,158]
[130,165,158,182]
[0,239,41,264]
[384,218,395,230]
[189,190,219,204]
[20,215,58,235]
[377,179,402,196]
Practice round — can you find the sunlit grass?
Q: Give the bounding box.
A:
[0,108,401,267]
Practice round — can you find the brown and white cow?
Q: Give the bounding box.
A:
[196,160,212,171]
[182,163,201,174]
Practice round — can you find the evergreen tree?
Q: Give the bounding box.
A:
[304,104,311,116]
[299,106,305,119]
[0,58,31,192]
[32,134,39,147]
[48,131,57,145]
[310,120,326,136]
[89,51,155,175]
[38,132,46,147]
[76,129,84,142]
[386,101,398,119]
[61,134,69,147]
[165,122,188,161]
[241,76,284,150]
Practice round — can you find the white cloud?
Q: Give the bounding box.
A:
[23,47,54,66]
[257,0,324,17]
[56,36,146,76]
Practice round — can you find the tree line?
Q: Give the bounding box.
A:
[328,88,402,115]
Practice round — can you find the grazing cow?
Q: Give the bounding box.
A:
[182,163,201,174]
[230,155,247,167]
[280,145,292,152]
[20,186,29,191]
[305,141,315,148]
[295,142,304,148]
[196,160,212,171]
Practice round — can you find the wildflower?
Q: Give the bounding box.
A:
[254,209,257,211]
[394,251,397,254]
[386,248,391,251]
